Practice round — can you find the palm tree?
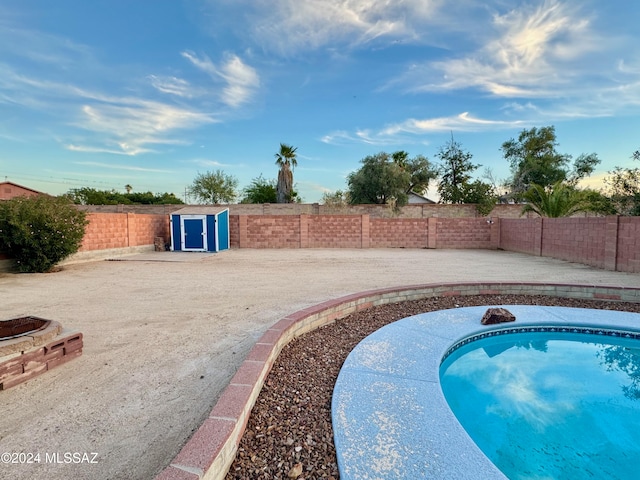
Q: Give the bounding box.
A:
[274,143,298,203]
[521,182,593,217]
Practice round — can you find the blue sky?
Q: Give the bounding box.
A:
[1,0,639,203]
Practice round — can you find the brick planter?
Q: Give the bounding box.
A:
[0,316,83,391]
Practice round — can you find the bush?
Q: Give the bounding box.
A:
[0,195,88,273]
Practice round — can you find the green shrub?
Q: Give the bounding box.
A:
[0,195,88,273]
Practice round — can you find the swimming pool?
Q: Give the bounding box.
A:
[332,306,640,479]
[441,329,640,480]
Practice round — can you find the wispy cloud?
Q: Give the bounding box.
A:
[382,112,525,134]
[422,0,596,96]
[189,158,238,169]
[181,51,260,107]
[221,0,443,54]
[395,0,640,116]
[148,75,197,98]
[72,97,215,155]
[322,112,525,145]
[0,62,217,156]
[73,161,175,174]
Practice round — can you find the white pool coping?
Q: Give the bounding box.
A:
[332,305,640,479]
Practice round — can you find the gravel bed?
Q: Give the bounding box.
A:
[226,295,640,479]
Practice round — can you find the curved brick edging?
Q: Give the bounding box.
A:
[154,282,640,480]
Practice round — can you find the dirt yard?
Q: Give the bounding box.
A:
[1,248,639,480]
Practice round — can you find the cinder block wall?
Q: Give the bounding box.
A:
[618,217,640,272]
[80,213,129,250]
[498,216,640,273]
[6,210,635,274]
[80,213,169,251]
[78,202,530,218]
[542,217,609,268]
[499,218,543,255]
[370,218,429,248]
[434,218,494,249]
[308,215,364,248]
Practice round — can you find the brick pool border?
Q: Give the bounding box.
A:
[154,282,640,480]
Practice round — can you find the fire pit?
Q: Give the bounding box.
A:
[0,316,83,390]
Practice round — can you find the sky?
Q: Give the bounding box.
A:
[1,0,639,203]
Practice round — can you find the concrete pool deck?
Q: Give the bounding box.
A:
[1,248,640,480]
[332,306,640,479]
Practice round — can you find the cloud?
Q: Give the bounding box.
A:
[322,112,525,145]
[220,0,443,54]
[148,75,197,98]
[72,161,174,174]
[181,51,260,107]
[189,158,237,169]
[0,66,217,156]
[67,95,216,155]
[0,36,219,157]
[405,0,598,98]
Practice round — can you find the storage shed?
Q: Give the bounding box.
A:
[170,207,230,252]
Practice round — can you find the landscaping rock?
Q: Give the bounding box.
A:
[481,307,516,325]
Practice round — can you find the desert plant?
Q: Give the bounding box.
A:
[0,195,88,272]
[521,182,610,218]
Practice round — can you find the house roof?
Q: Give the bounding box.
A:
[0,181,46,195]
[407,191,436,204]
[171,206,229,215]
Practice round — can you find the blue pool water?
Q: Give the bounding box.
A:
[440,330,640,480]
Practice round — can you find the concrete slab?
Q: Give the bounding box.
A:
[106,252,219,262]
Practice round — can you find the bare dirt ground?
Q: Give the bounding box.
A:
[1,248,639,480]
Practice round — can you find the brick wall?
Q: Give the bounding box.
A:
[80,213,169,251]
[370,218,429,248]
[79,202,528,218]
[618,217,640,272]
[229,215,240,248]
[241,215,301,248]
[498,216,640,273]
[434,218,494,249]
[500,218,543,255]
[308,215,364,248]
[5,210,636,274]
[541,217,609,269]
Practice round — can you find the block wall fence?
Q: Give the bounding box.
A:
[79,213,170,252]
[73,212,640,273]
[77,202,533,218]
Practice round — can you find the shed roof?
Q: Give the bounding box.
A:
[171,206,229,215]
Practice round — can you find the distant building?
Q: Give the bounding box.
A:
[407,191,436,204]
[0,181,46,200]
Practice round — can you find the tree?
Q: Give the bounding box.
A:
[436,136,478,204]
[347,152,411,206]
[240,175,278,203]
[460,180,498,216]
[321,190,349,207]
[521,182,612,218]
[0,195,88,272]
[189,170,238,204]
[402,155,438,195]
[125,184,133,194]
[275,143,298,203]
[64,187,183,205]
[501,126,600,198]
[435,136,496,214]
[604,152,640,216]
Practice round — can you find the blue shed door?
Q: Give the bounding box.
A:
[181,215,207,251]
